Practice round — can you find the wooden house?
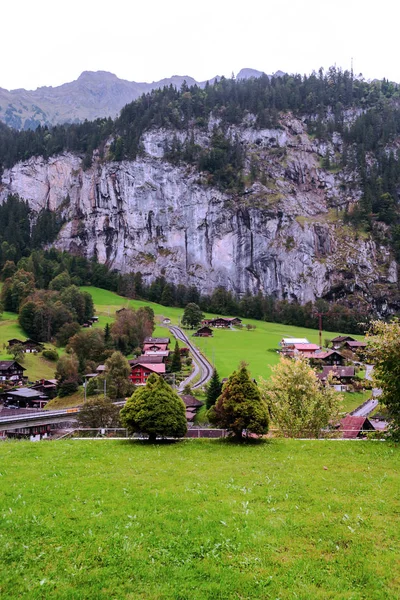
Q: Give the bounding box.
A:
[180,394,204,422]
[293,343,320,355]
[343,340,367,353]
[193,326,213,337]
[330,335,356,350]
[31,379,58,399]
[308,350,345,366]
[143,337,170,353]
[339,416,375,439]
[318,366,356,391]
[7,339,44,353]
[129,356,166,385]
[4,387,49,409]
[0,360,26,382]
[279,338,310,354]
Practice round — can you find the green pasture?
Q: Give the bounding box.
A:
[83,286,365,381]
[0,439,398,600]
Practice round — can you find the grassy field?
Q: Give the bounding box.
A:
[0,439,399,599]
[82,286,364,381]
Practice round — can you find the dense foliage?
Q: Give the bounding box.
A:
[260,356,342,438]
[367,318,400,439]
[208,364,269,439]
[120,373,187,440]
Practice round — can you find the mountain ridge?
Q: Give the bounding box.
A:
[0,68,273,130]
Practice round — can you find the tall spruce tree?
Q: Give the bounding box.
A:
[170,340,182,372]
[206,368,222,409]
[208,364,269,440]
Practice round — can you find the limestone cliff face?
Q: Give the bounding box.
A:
[0,115,397,305]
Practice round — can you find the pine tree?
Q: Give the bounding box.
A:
[206,368,222,409]
[120,374,187,440]
[208,364,269,440]
[170,341,182,372]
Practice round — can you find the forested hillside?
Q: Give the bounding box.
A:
[1,68,400,317]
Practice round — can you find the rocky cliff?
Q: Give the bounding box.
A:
[0,114,397,307]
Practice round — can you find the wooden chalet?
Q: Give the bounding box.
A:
[193,326,213,337]
[343,340,367,353]
[4,387,49,409]
[31,379,58,399]
[143,337,170,353]
[180,394,204,422]
[293,343,320,355]
[330,336,356,350]
[129,355,166,385]
[7,339,44,353]
[339,416,375,439]
[318,366,356,390]
[0,360,26,382]
[307,350,345,366]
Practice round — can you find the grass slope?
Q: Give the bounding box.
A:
[0,439,399,599]
[82,286,364,381]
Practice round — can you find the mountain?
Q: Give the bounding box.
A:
[0,68,275,130]
[0,71,399,316]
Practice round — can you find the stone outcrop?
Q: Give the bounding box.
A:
[0,115,397,307]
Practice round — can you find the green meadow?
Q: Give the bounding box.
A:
[0,439,398,600]
[81,286,363,381]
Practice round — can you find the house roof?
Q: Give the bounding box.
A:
[143,350,170,357]
[131,362,166,374]
[7,387,42,399]
[294,343,320,351]
[345,341,367,348]
[0,361,26,372]
[130,355,165,365]
[339,416,375,439]
[321,366,355,379]
[180,395,204,408]
[143,337,170,344]
[312,350,344,360]
[331,335,355,343]
[280,337,310,345]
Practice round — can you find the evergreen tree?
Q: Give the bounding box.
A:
[208,364,269,440]
[170,341,182,372]
[206,368,222,409]
[120,373,187,440]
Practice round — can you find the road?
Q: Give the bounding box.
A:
[169,325,214,391]
[352,398,379,417]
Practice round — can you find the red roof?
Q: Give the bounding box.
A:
[339,416,375,439]
[345,341,367,348]
[321,366,355,379]
[293,344,320,351]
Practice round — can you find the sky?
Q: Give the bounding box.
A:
[1,0,399,91]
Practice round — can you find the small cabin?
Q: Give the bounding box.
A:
[193,326,213,337]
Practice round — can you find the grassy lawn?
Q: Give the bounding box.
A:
[0,439,399,599]
[341,390,371,414]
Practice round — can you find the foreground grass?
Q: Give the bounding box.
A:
[0,439,399,599]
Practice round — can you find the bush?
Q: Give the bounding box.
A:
[57,379,79,397]
[42,349,59,361]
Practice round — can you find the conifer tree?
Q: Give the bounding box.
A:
[208,363,269,439]
[120,374,187,440]
[170,341,182,372]
[206,368,222,409]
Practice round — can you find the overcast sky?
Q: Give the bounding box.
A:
[2,0,398,90]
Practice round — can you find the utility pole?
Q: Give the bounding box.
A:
[104,377,107,398]
[314,312,327,348]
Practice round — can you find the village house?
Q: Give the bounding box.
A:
[31,379,58,399]
[293,343,320,355]
[342,340,367,354]
[7,339,44,353]
[330,335,356,350]
[129,355,166,385]
[308,350,346,366]
[3,387,49,409]
[143,337,170,353]
[279,338,310,354]
[202,317,241,328]
[339,416,375,439]
[180,394,204,423]
[0,360,26,383]
[318,365,356,391]
[193,326,213,337]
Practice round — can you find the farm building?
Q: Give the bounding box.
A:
[339,416,375,439]
[193,326,213,337]
[0,361,26,383]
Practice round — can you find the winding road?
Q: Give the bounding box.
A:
[169,325,214,391]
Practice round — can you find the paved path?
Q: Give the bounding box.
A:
[169,325,214,391]
[352,398,379,417]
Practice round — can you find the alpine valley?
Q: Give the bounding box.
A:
[0,68,399,316]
